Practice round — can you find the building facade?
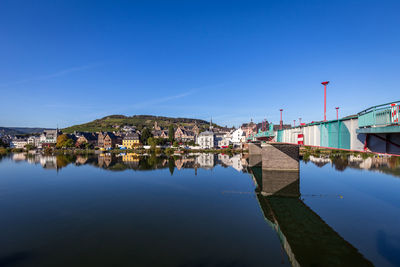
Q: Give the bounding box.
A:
[98,132,121,149]
[122,133,140,149]
[10,138,28,149]
[175,126,195,142]
[197,131,215,148]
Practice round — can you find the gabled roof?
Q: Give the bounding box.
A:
[123,132,139,140]
[199,131,214,136]
[79,132,97,141]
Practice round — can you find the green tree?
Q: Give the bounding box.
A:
[0,139,8,148]
[25,144,36,151]
[147,137,156,149]
[168,125,175,143]
[173,141,179,147]
[168,157,175,176]
[56,134,75,148]
[140,128,153,145]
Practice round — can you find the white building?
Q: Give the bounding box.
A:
[10,138,28,149]
[230,154,243,172]
[40,129,59,144]
[27,136,41,147]
[197,131,215,149]
[231,128,246,145]
[195,153,215,169]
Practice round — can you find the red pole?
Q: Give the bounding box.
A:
[279,109,283,130]
[336,107,339,120]
[321,81,329,121]
[324,84,326,121]
[293,120,296,127]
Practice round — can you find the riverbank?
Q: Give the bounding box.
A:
[0,147,246,156]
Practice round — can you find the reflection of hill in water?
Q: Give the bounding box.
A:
[249,166,373,267]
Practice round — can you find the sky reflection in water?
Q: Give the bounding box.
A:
[0,153,399,266]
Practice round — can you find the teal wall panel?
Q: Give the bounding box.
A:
[339,122,351,149]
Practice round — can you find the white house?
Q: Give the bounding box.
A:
[231,128,246,145]
[27,136,41,147]
[217,132,232,148]
[10,138,28,149]
[40,129,59,144]
[195,153,215,169]
[197,131,215,149]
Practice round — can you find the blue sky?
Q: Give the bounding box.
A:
[1,0,399,128]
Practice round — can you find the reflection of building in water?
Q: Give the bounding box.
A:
[40,156,58,169]
[27,155,41,165]
[309,155,331,167]
[217,154,231,166]
[10,152,244,174]
[349,155,392,170]
[195,153,215,169]
[12,153,27,162]
[174,157,195,170]
[308,154,400,177]
[248,166,373,267]
[122,153,139,162]
[217,154,243,172]
[75,155,88,165]
[98,153,113,168]
[122,153,139,168]
[230,154,243,172]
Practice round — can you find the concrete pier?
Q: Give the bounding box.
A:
[248,142,299,171]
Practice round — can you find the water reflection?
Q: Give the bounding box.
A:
[3,152,400,266]
[247,165,374,266]
[5,152,400,179]
[304,152,400,177]
[5,153,247,174]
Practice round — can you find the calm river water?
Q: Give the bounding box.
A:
[0,152,400,266]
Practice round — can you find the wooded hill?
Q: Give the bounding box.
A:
[62,115,219,133]
[0,127,49,135]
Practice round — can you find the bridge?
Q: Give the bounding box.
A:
[246,146,374,266]
[246,124,275,142]
[249,101,400,155]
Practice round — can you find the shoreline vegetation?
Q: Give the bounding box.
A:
[0,146,246,156]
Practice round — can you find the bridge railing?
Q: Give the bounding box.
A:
[358,101,400,128]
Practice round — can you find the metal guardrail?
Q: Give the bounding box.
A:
[246,125,275,141]
[358,101,400,128]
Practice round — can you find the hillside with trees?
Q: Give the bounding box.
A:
[0,127,48,135]
[62,115,219,133]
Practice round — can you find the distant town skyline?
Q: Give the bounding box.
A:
[1,0,399,128]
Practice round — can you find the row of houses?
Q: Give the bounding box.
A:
[2,129,140,150]
[1,119,263,150]
[6,129,60,149]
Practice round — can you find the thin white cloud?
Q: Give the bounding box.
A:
[0,63,101,87]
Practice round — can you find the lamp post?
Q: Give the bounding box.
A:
[336,107,339,120]
[279,109,283,130]
[293,120,296,127]
[321,81,329,121]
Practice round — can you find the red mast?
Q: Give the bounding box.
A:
[279,109,283,130]
[321,81,329,121]
[336,107,339,120]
